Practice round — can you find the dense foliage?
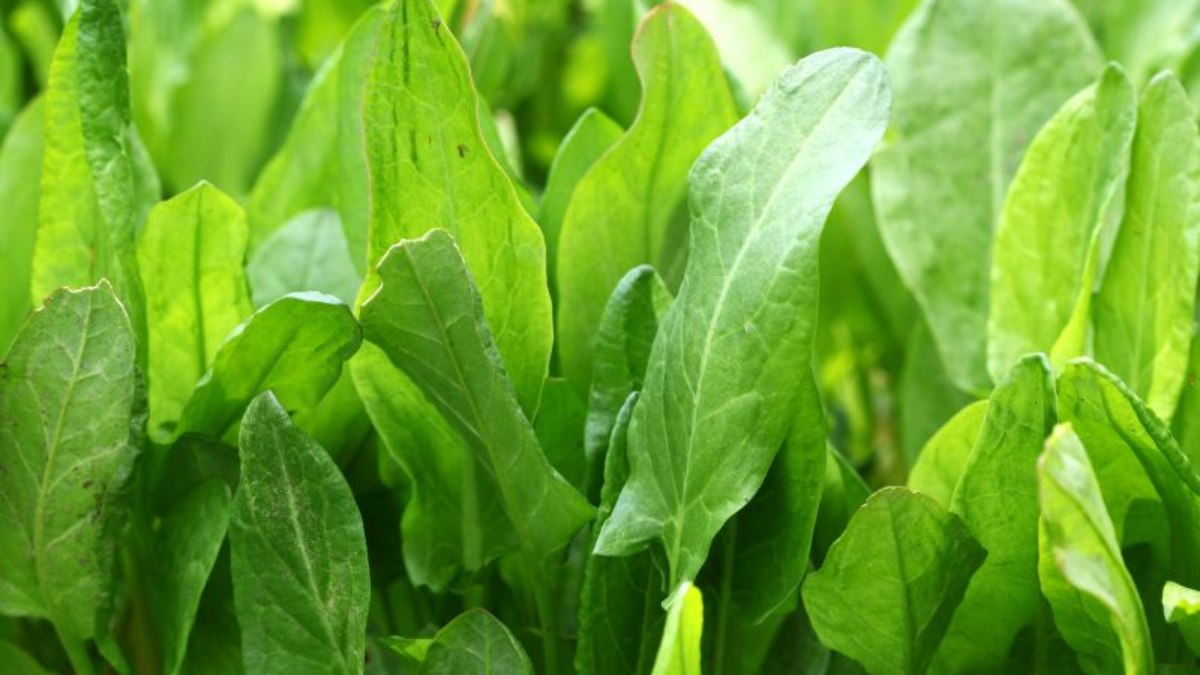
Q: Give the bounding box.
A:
[3,0,1200,673]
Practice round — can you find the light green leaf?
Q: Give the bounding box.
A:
[556,2,739,392]
[1095,71,1200,421]
[538,107,622,295]
[230,392,370,675]
[899,319,973,466]
[360,230,592,560]
[907,400,988,508]
[247,209,360,308]
[649,582,704,675]
[138,182,255,442]
[0,25,22,138]
[988,65,1137,380]
[873,0,1101,393]
[33,0,160,342]
[802,487,986,675]
[0,283,137,651]
[594,48,890,588]
[362,0,551,414]
[175,293,362,440]
[0,98,43,355]
[934,355,1058,672]
[1038,424,1155,675]
[415,610,534,675]
[674,0,793,100]
[1164,581,1200,657]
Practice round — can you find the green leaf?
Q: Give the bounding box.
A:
[538,107,623,295]
[556,2,738,392]
[0,25,23,138]
[801,487,986,675]
[584,265,671,495]
[362,0,551,414]
[811,445,871,566]
[898,318,973,465]
[873,0,1101,393]
[138,182,256,442]
[0,640,51,675]
[1095,71,1200,420]
[413,609,534,675]
[1038,424,1155,675]
[175,293,362,440]
[988,65,1137,380]
[0,283,137,650]
[33,0,160,343]
[247,209,361,308]
[1164,581,1200,657]
[649,582,704,675]
[533,378,589,491]
[673,0,793,101]
[0,98,43,355]
[934,355,1058,672]
[360,229,593,560]
[594,48,890,588]
[907,400,988,508]
[230,392,370,675]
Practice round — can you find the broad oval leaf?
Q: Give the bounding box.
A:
[416,610,534,675]
[873,0,1101,393]
[230,392,370,675]
[556,2,739,392]
[594,47,890,588]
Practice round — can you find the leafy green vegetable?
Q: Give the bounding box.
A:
[907,400,988,507]
[0,98,43,354]
[246,209,360,308]
[650,581,704,675]
[873,0,1102,393]
[595,47,890,589]
[230,392,370,675]
[400,609,534,675]
[1164,581,1200,656]
[802,487,986,675]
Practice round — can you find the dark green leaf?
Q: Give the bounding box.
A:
[415,610,533,675]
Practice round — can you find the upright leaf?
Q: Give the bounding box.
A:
[230,392,369,675]
[175,293,362,440]
[649,582,704,675]
[362,0,551,413]
[1095,72,1200,420]
[415,610,534,675]
[988,66,1137,379]
[32,0,159,341]
[0,284,136,654]
[594,48,890,588]
[360,230,592,560]
[0,98,43,355]
[801,488,986,675]
[1038,424,1155,675]
[556,2,739,391]
[873,0,1101,392]
[907,400,988,508]
[138,182,255,442]
[246,209,360,308]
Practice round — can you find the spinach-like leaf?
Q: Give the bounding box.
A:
[0,98,43,354]
[801,487,985,675]
[907,400,988,508]
[360,230,593,560]
[247,209,360,308]
[230,392,370,675]
[0,283,137,664]
[0,640,50,675]
[873,0,1101,393]
[361,0,551,414]
[811,445,871,566]
[32,0,160,342]
[175,293,362,440]
[650,581,704,675]
[414,609,534,675]
[138,182,255,442]
[556,2,738,392]
[1038,424,1155,675]
[988,65,1136,380]
[1094,71,1200,420]
[1164,581,1200,657]
[594,47,889,588]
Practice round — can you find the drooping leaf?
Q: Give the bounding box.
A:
[594,48,890,588]
[556,2,738,392]
[137,182,255,442]
[246,209,360,308]
[33,0,161,342]
[988,65,1137,380]
[1094,71,1200,421]
[229,392,370,675]
[0,97,43,355]
[410,610,534,675]
[906,400,988,508]
[360,230,593,561]
[361,0,551,414]
[649,582,704,675]
[873,0,1101,393]
[1164,581,1200,657]
[933,355,1058,672]
[0,283,137,652]
[538,107,622,295]
[801,487,986,675]
[175,293,362,440]
[1038,424,1155,675]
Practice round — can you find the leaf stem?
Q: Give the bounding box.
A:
[712,521,737,675]
[527,556,560,675]
[58,631,95,675]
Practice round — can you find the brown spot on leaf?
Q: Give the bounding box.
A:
[457,144,468,158]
